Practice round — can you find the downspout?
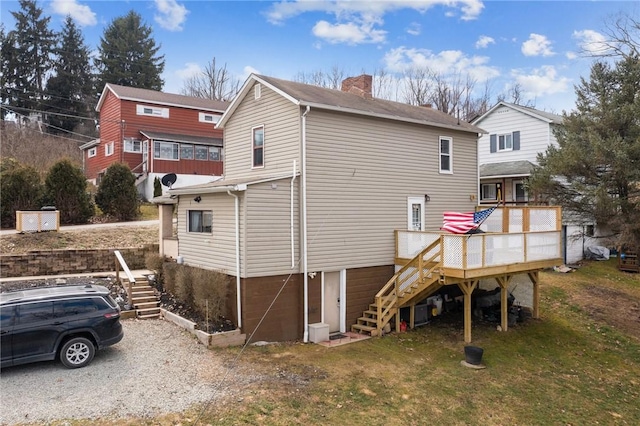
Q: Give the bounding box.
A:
[227,189,242,328]
[291,160,296,268]
[302,105,311,343]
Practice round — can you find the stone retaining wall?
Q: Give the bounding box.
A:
[0,245,159,278]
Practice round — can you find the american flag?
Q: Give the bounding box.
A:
[441,206,496,234]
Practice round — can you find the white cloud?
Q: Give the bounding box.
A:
[475,35,495,49]
[406,22,421,36]
[313,20,386,44]
[50,0,96,26]
[243,66,261,78]
[154,0,189,32]
[383,46,500,81]
[573,29,610,56]
[175,62,202,80]
[265,1,484,45]
[521,33,555,57]
[566,51,578,60]
[512,65,570,97]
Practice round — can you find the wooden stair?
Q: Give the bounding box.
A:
[126,277,161,319]
[351,238,444,337]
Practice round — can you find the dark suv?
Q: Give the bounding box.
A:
[1,285,124,369]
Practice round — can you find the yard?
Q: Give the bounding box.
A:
[2,227,639,425]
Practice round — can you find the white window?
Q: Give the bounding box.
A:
[188,210,212,233]
[180,144,194,160]
[209,146,222,161]
[105,142,114,156]
[481,184,498,201]
[154,141,179,160]
[252,126,264,168]
[124,139,142,153]
[498,133,513,151]
[439,137,452,173]
[198,112,220,124]
[255,84,261,100]
[136,104,169,118]
[88,147,96,158]
[195,145,209,161]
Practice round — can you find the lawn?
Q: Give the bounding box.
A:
[24,259,640,426]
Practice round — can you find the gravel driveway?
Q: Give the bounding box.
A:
[0,318,258,425]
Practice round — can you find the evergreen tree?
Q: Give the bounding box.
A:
[529,55,640,248]
[95,11,164,90]
[44,159,94,224]
[7,0,56,116]
[95,163,140,221]
[0,24,19,119]
[0,158,44,228]
[44,16,94,134]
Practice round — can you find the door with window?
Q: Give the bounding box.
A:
[323,270,346,333]
[407,197,425,231]
[142,140,148,173]
[513,181,527,203]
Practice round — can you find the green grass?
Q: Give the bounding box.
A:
[138,203,158,220]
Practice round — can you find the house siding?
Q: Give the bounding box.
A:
[346,265,395,328]
[223,82,301,179]
[176,191,242,274]
[477,105,558,167]
[304,109,478,272]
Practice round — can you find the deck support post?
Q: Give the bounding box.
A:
[409,303,415,329]
[457,280,478,343]
[495,275,513,332]
[528,271,540,319]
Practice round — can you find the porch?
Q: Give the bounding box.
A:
[352,206,563,342]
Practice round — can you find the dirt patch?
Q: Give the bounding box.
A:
[570,284,640,341]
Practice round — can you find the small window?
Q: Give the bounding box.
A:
[17,302,54,325]
[199,112,220,124]
[124,139,142,153]
[154,141,179,160]
[255,84,261,99]
[105,142,114,156]
[498,133,513,151]
[188,210,212,233]
[1,306,15,328]
[481,184,498,201]
[136,104,169,118]
[88,147,96,158]
[180,144,194,160]
[54,298,107,317]
[252,126,264,168]
[439,137,452,173]
[195,145,208,161]
[209,146,222,161]
[585,225,595,237]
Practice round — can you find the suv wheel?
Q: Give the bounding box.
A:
[60,337,95,368]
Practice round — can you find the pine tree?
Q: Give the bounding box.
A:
[95,163,140,221]
[0,24,20,119]
[95,10,165,90]
[44,159,94,224]
[44,16,94,134]
[529,55,640,247]
[7,0,56,116]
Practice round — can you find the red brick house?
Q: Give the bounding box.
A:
[81,84,229,199]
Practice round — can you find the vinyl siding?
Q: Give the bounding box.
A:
[223,82,301,178]
[176,191,243,274]
[477,105,559,166]
[304,109,478,272]
[244,179,301,277]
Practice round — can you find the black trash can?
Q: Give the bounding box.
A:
[464,345,484,365]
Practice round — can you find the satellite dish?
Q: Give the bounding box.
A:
[161,173,177,188]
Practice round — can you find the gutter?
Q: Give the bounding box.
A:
[302,105,310,343]
[227,190,242,329]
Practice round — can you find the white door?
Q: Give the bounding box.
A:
[323,271,341,333]
[407,197,425,231]
[142,140,149,173]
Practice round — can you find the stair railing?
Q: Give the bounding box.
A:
[374,237,443,333]
[114,250,136,304]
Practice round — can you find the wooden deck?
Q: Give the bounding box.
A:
[352,206,563,342]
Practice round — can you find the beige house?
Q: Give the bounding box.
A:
[160,74,490,342]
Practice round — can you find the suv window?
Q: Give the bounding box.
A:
[1,306,15,327]
[54,298,108,317]
[17,302,54,325]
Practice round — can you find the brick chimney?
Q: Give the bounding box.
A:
[341,74,373,99]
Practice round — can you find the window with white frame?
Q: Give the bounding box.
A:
[154,141,179,160]
[124,139,142,153]
[195,145,208,161]
[439,137,452,173]
[254,84,261,100]
[209,146,222,161]
[498,133,513,151]
[481,183,498,201]
[188,210,212,233]
[105,142,114,156]
[198,112,220,124]
[252,126,264,168]
[136,104,169,118]
[180,144,194,159]
[88,147,96,158]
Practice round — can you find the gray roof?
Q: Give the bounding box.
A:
[480,160,535,178]
[139,130,223,146]
[167,173,296,196]
[97,83,229,113]
[473,101,564,126]
[219,74,484,135]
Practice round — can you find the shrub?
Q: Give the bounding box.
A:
[95,163,139,221]
[191,268,230,322]
[0,158,43,228]
[162,262,178,295]
[174,265,194,307]
[145,253,165,290]
[43,159,94,224]
[153,176,162,198]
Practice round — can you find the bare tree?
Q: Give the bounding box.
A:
[402,67,435,106]
[584,13,640,59]
[181,57,240,101]
[497,83,536,108]
[293,65,346,89]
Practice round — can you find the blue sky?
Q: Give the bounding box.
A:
[1,0,638,114]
